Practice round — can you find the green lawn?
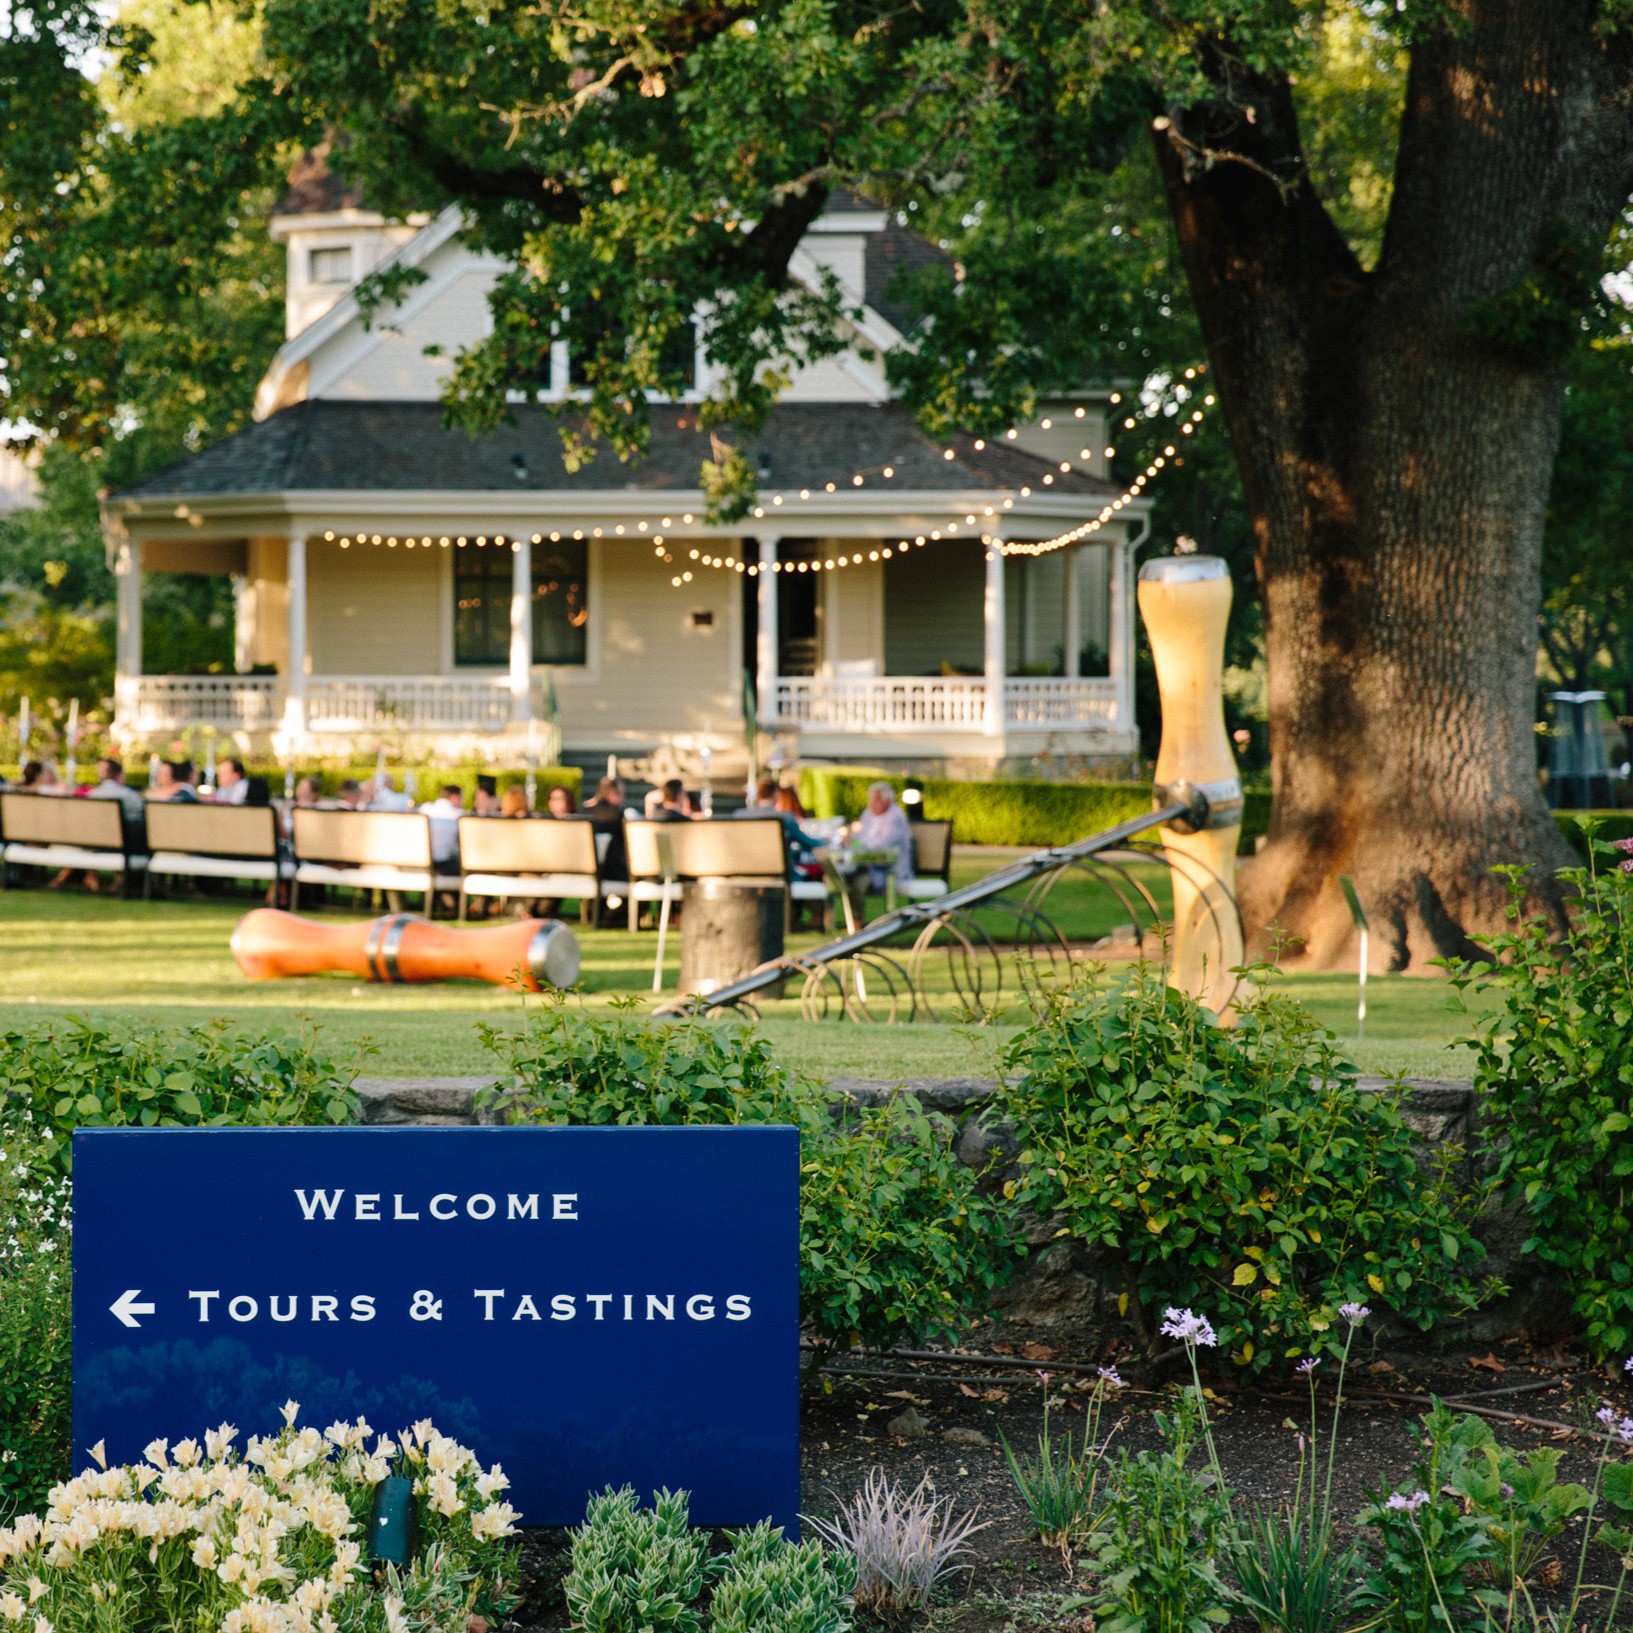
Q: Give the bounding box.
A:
[0,858,1483,1082]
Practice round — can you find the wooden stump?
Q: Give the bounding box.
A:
[678,880,786,997]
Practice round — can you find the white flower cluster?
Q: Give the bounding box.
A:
[0,1406,518,1633]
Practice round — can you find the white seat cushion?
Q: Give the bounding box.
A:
[903,878,949,900]
[462,871,599,898]
[626,879,683,902]
[148,851,282,882]
[4,843,143,871]
[790,879,829,901]
[294,863,458,893]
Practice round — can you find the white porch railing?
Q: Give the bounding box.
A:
[767,675,1119,733]
[1002,677,1119,728]
[116,675,523,736]
[118,675,283,733]
[305,676,516,733]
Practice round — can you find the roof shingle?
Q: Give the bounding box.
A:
[114,401,1114,503]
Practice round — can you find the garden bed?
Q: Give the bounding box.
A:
[500,1317,1632,1631]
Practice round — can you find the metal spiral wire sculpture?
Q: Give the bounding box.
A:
[657,799,1244,1026]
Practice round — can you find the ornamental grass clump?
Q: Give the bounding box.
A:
[805,1468,986,1616]
[1001,960,1487,1372]
[1000,1367,1121,1560]
[0,1405,519,1633]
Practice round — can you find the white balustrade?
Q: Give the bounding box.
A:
[304,676,518,733]
[1001,677,1118,727]
[768,675,1119,733]
[119,674,523,735]
[121,675,283,732]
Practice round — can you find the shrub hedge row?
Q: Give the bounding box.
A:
[1553,809,1633,858]
[798,764,1272,854]
[1,763,584,805]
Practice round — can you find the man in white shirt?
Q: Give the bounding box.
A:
[419,783,464,867]
[216,757,250,805]
[369,775,414,813]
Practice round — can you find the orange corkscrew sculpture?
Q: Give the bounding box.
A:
[231,909,581,990]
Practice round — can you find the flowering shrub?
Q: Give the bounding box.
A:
[478,1002,1016,1358]
[0,1406,518,1633]
[0,1016,364,1176]
[0,1112,70,1519]
[1452,850,1633,1359]
[1001,961,1486,1372]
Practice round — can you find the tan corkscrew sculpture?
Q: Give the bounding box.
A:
[1137,553,1246,1017]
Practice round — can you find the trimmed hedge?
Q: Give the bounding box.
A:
[2,762,583,807]
[799,764,1271,854]
[1553,809,1633,859]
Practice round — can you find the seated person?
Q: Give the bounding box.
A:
[292,775,322,808]
[19,760,60,792]
[847,781,915,895]
[419,783,464,867]
[240,775,272,808]
[648,778,694,822]
[473,774,501,816]
[215,757,250,805]
[546,785,577,818]
[582,775,628,881]
[334,779,367,810]
[500,787,532,818]
[369,774,414,812]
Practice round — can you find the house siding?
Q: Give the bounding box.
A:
[308,535,445,675]
[554,538,744,746]
[884,541,985,675]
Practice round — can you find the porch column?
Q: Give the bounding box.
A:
[231,573,254,673]
[756,534,779,724]
[1062,546,1082,679]
[510,533,533,722]
[283,530,308,734]
[1108,531,1135,738]
[115,538,143,682]
[114,537,142,731]
[983,538,1006,737]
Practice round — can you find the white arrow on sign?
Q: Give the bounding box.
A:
[110,1289,156,1329]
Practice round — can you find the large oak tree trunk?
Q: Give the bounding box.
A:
[1155,1,1633,970]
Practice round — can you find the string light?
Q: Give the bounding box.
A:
[313,377,1211,583]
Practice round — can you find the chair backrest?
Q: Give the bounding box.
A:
[292,808,432,868]
[912,819,953,879]
[625,818,789,883]
[1,791,125,850]
[146,802,279,860]
[456,816,600,877]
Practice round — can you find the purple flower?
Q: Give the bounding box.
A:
[1339,1302,1371,1327]
[1598,1406,1619,1430]
[1159,1307,1219,1348]
[1097,1366,1124,1389]
[1386,1490,1431,1513]
[1035,1370,1052,1387]
[1624,1355,1633,1374]
[1297,1357,1321,1376]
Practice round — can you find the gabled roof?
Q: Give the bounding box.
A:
[113,401,1116,502]
[274,141,365,218]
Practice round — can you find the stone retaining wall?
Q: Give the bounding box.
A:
[354,1072,1544,1334]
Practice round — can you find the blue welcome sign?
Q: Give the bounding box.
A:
[73,1126,800,1528]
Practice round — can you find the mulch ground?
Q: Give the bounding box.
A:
[501,1317,1633,1632]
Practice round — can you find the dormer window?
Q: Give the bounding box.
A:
[308,246,353,286]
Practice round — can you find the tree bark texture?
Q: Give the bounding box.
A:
[1155,1,1633,970]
